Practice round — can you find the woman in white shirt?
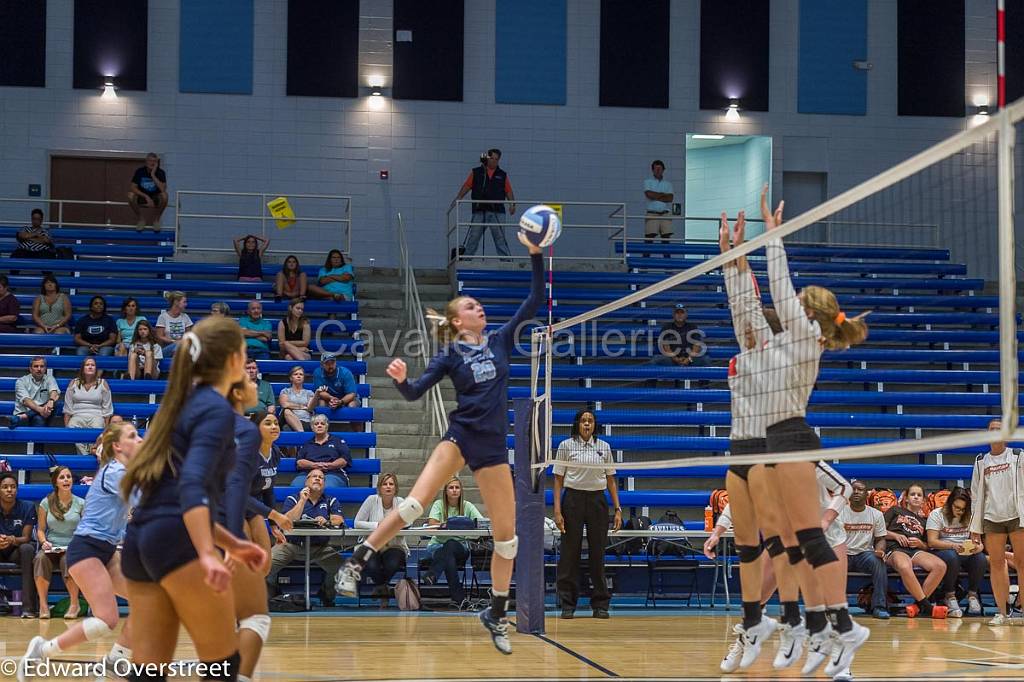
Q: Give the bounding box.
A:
[969,420,1024,625]
[927,487,987,618]
[354,473,409,607]
[63,357,113,455]
[154,291,193,356]
[552,409,621,619]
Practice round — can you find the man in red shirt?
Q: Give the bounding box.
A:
[450,149,516,258]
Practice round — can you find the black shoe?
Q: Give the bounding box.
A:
[560,609,574,619]
[421,574,437,587]
[593,608,610,619]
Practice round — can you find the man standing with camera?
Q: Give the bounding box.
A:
[450,149,516,258]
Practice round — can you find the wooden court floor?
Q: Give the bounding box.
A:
[1,612,1023,680]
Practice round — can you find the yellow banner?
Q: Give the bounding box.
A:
[547,203,563,221]
[267,196,296,229]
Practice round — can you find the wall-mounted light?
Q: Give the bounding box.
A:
[969,95,991,126]
[725,99,740,122]
[101,77,118,99]
[692,134,726,140]
[371,86,382,97]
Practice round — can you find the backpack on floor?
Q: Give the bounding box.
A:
[395,578,422,611]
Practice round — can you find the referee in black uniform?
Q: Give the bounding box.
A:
[553,409,622,619]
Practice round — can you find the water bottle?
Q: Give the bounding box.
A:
[704,505,714,532]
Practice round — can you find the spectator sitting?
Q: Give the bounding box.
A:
[7,356,59,429]
[33,466,85,619]
[652,303,709,367]
[423,477,484,609]
[12,208,57,259]
[842,480,891,619]
[0,275,22,334]
[353,473,409,606]
[884,483,947,617]
[244,358,276,416]
[234,234,269,282]
[63,357,113,455]
[265,468,343,606]
[278,299,311,361]
[279,366,314,432]
[275,254,308,301]
[291,414,350,488]
[313,353,358,410]
[113,297,146,356]
[32,275,71,334]
[73,296,117,356]
[308,250,355,302]
[0,472,38,618]
[927,486,987,618]
[126,320,162,381]
[208,301,231,318]
[154,291,193,355]
[127,152,167,231]
[239,300,273,360]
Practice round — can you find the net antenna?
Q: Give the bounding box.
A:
[530,102,1022,471]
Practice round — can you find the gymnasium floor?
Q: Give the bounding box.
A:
[1,611,1022,681]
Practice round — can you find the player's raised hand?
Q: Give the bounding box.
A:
[760,184,784,231]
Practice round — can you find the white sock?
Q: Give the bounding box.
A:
[238,676,253,682]
[492,588,510,597]
[41,639,62,657]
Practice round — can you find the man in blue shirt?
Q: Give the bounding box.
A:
[313,353,358,410]
[265,469,345,605]
[238,300,273,360]
[292,415,351,488]
[643,159,675,257]
[0,473,38,616]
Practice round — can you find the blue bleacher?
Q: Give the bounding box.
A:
[0,333,365,357]
[3,257,325,277]
[615,242,952,261]
[1,242,173,258]
[10,293,357,317]
[0,378,371,400]
[1,454,381,477]
[0,354,366,376]
[0,427,376,449]
[0,402,373,422]
[625,256,967,276]
[516,346,1013,364]
[0,226,172,244]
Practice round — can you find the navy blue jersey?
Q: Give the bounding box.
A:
[131,385,236,525]
[396,253,544,436]
[223,412,262,537]
[247,445,282,519]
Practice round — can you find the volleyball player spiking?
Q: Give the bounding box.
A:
[336,232,545,654]
[759,184,870,677]
[18,422,142,681]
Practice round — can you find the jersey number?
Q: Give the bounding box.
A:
[470,360,496,383]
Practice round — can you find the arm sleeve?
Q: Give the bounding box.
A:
[343,369,358,396]
[14,378,29,407]
[177,400,235,514]
[873,510,887,538]
[394,352,450,401]
[427,499,443,521]
[600,440,616,476]
[463,172,474,190]
[223,424,262,537]
[551,440,570,476]
[725,267,770,347]
[63,383,76,415]
[495,253,544,351]
[245,495,272,519]
[765,237,815,338]
[354,497,377,530]
[925,510,941,531]
[816,461,852,513]
[258,382,273,409]
[464,501,485,521]
[968,456,985,534]
[100,383,113,418]
[717,503,733,530]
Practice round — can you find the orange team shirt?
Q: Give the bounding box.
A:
[462,169,513,195]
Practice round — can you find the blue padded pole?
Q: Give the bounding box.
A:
[514,397,545,634]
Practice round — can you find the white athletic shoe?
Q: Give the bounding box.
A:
[967,595,983,616]
[773,620,806,670]
[989,612,1012,626]
[825,621,871,677]
[18,636,46,682]
[104,651,131,679]
[832,666,854,681]
[739,615,778,669]
[335,561,361,597]
[946,596,963,618]
[801,624,833,675]
[479,606,512,655]
[720,624,745,673]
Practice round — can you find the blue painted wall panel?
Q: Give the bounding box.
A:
[180,0,253,94]
[798,0,867,115]
[495,0,566,105]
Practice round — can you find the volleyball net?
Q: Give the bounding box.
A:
[529,103,1023,474]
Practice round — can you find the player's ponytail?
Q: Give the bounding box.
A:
[97,421,131,468]
[426,297,471,345]
[122,317,244,502]
[800,285,869,350]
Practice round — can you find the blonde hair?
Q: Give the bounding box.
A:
[45,466,74,522]
[800,286,869,350]
[377,472,399,496]
[97,421,133,468]
[163,290,186,308]
[426,297,473,345]
[122,317,244,501]
[439,476,465,520]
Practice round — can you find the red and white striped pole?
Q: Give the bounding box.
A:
[998,0,1006,109]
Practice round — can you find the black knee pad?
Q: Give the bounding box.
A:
[764,535,785,558]
[736,543,764,564]
[202,651,240,681]
[795,528,838,568]
[785,546,804,565]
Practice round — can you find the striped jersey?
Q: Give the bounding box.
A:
[723,264,774,440]
[816,460,852,547]
[763,238,822,426]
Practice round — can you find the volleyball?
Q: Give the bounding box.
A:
[518,204,562,248]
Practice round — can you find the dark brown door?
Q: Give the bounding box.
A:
[50,156,147,228]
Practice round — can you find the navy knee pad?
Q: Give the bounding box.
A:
[202,651,240,681]
[764,535,785,558]
[795,528,838,568]
[785,546,804,565]
[736,543,764,564]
